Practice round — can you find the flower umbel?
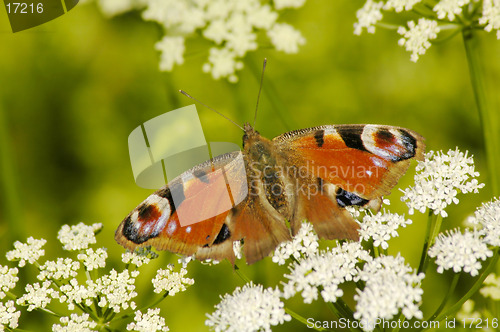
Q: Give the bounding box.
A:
[127,308,170,332]
[57,222,102,251]
[152,265,194,295]
[205,282,291,332]
[401,149,484,217]
[6,237,46,267]
[358,211,412,250]
[354,255,424,331]
[94,0,307,82]
[428,228,493,276]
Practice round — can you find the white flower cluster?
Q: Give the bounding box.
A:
[0,300,20,330]
[0,266,18,299]
[480,273,500,300]
[57,222,102,251]
[205,282,291,332]
[122,250,151,267]
[282,242,371,303]
[354,0,500,60]
[52,313,97,332]
[96,0,306,82]
[6,237,46,267]
[272,222,319,265]
[481,0,500,39]
[17,281,59,312]
[468,198,500,247]
[397,18,440,62]
[401,149,484,217]
[78,248,108,271]
[38,257,80,281]
[358,211,412,250]
[94,269,139,313]
[127,308,170,332]
[428,228,493,276]
[152,264,194,295]
[354,255,424,331]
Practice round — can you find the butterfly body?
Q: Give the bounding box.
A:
[116,123,424,264]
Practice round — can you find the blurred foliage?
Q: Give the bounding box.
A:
[0,1,499,331]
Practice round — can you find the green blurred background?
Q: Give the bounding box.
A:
[1,1,499,331]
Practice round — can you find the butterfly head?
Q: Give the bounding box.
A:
[242,122,261,147]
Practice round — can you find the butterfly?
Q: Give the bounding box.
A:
[115,121,425,264]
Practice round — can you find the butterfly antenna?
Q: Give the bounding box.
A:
[179,90,244,131]
[253,58,267,128]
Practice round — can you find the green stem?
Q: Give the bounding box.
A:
[418,210,440,274]
[285,307,329,331]
[462,28,500,197]
[427,273,460,322]
[435,248,500,322]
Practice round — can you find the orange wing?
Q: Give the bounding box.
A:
[115,151,247,264]
[273,124,425,200]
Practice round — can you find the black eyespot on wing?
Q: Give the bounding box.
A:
[213,223,231,245]
[376,128,394,141]
[395,129,418,160]
[337,126,369,153]
[122,215,158,244]
[336,188,369,208]
[314,129,325,147]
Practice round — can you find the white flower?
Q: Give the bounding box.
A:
[58,278,96,310]
[127,308,169,332]
[428,229,492,276]
[202,47,243,82]
[274,0,306,10]
[358,211,412,250]
[354,0,384,35]
[0,266,18,299]
[468,198,500,246]
[94,0,307,82]
[57,222,102,251]
[17,281,58,311]
[38,258,80,280]
[52,313,97,332]
[122,251,151,267]
[152,265,194,295]
[400,149,484,217]
[93,269,138,313]
[480,273,500,300]
[480,0,500,39]
[155,36,185,71]
[177,255,194,268]
[384,0,422,12]
[272,221,319,265]
[433,0,470,21]
[354,255,424,331]
[6,237,46,267]
[267,23,306,54]
[282,242,371,303]
[205,282,291,332]
[397,18,440,62]
[78,248,108,271]
[0,300,20,330]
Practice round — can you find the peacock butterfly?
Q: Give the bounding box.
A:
[115,119,425,264]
